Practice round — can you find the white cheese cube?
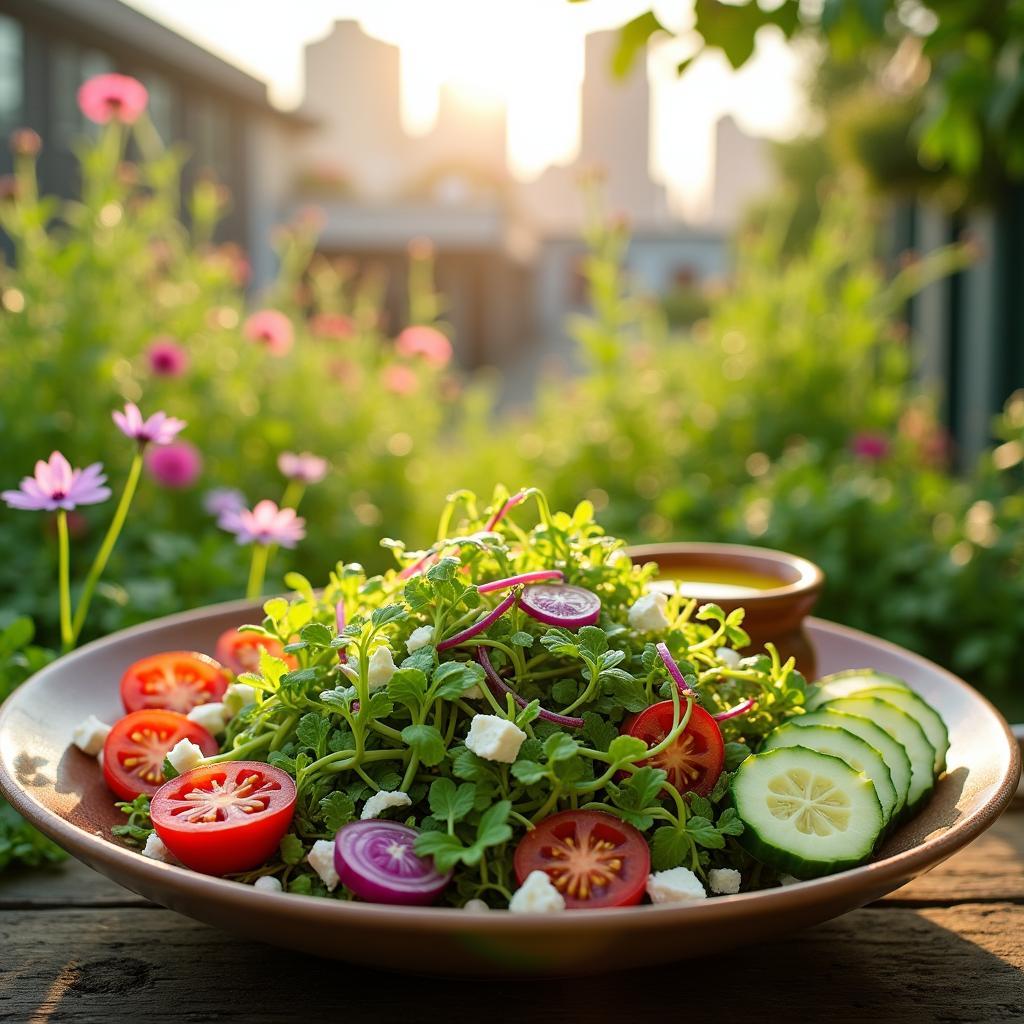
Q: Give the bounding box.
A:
[254,875,284,893]
[223,682,257,715]
[465,714,526,764]
[366,645,397,691]
[708,867,741,895]
[715,647,742,668]
[406,625,434,653]
[186,701,228,735]
[166,738,205,776]
[361,790,412,820]
[463,898,490,912]
[72,715,111,757]
[142,833,172,862]
[509,871,565,913]
[307,839,339,891]
[646,867,707,904]
[628,591,670,633]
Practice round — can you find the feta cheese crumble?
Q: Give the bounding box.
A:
[627,591,670,633]
[166,738,205,775]
[465,714,527,764]
[366,645,397,691]
[72,715,111,756]
[509,871,566,913]
[361,789,412,820]
[463,898,490,912]
[307,839,339,891]
[142,833,172,862]
[715,647,741,668]
[254,875,283,893]
[708,867,742,895]
[406,625,434,653]
[646,867,707,904]
[223,682,257,716]
[186,701,228,735]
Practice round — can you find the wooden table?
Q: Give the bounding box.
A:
[1,806,1021,1023]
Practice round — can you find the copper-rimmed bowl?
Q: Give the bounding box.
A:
[0,599,1018,976]
[627,542,825,678]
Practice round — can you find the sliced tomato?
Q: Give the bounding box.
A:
[623,700,725,797]
[150,761,296,875]
[120,651,227,714]
[103,710,219,801]
[513,810,650,909]
[215,629,297,677]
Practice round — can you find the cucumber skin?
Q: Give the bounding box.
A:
[806,669,909,711]
[729,750,883,880]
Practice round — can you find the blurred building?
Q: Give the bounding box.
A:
[707,115,776,232]
[0,0,308,284]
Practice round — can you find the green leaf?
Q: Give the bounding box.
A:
[427,778,475,824]
[279,833,305,866]
[387,668,428,711]
[612,11,666,77]
[371,604,408,629]
[401,646,436,674]
[551,678,579,705]
[608,674,648,712]
[607,735,649,763]
[319,791,356,832]
[431,660,485,700]
[258,648,289,688]
[581,711,618,752]
[401,723,447,767]
[300,622,333,647]
[509,631,534,647]
[687,815,726,849]
[651,826,693,871]
[724,742,751,771]
[543,732,580,763]
[623,766,666,808]
[0,617,33,656]
[716,806,744,837]
[577,625,608,658]
[510,759,547,785]
[475,799,513,849]
[296,712,331,756]
[413,830,467,872]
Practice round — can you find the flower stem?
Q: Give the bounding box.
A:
[71,451,143,644]
[56,511,73,652]
[262,481,305,579]
[246,543,271,602]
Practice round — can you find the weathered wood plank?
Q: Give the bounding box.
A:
[0,904,1020,1023]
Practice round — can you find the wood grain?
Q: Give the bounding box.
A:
[1,811,1021,1023]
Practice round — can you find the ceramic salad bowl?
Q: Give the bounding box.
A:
[0,599,1018,976]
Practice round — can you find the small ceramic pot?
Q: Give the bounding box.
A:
[625,541,826,680]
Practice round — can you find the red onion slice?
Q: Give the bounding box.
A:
[656,642,696,696]
[713,698,756,722]
[519,584,600,628]
[477,648,584,729]
[334,821,451,905]
[398,550,439,580]
[334,600,347,664]
[477,569,564,595]
[436,588,519,652]
[484,490,527,531]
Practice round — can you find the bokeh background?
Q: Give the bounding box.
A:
[1,0,1022,719]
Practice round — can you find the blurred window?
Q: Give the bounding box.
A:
[141,71,176,144]
[193,98,231,180]
[0,15,22,138]
[52,45,113,145]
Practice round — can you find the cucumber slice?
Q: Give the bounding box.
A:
[731,746,884,879]
[820,697,935,814]
[852,687,948,776]
[761,723,898,826]
[806,669,910,711]
[792,709,912,817]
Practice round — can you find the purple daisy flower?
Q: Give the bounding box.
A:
[2,451,111,511]
[113,403,187,447]
[147,337,189,378]
[203,487,247,518]
[219,499,306,548]
[277,451,328,485]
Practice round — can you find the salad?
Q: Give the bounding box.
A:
[72,488,948,910]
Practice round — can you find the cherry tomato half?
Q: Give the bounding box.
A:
[215,629,297,677]
[120,651,227,714]
[513,809,650,909]
[623,700,725,797]
[151,761,296,875]
[103,710,219,801]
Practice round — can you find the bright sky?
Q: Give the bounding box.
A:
[123,0,807,218]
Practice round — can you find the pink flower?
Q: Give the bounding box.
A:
[9,128,41,157]
[851,432,890,462]
[145,441,202,489]
[3,452,110,511]
[113,403,187,446]
[219,499,305,548]
[77,74,148,125]
[278,451,328,484]
[147,337,189,377]
[203,487,247,518]
[382,364,418,395]
[396,325,452,368]
[244,310,293,356]
[311,313,355,341]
